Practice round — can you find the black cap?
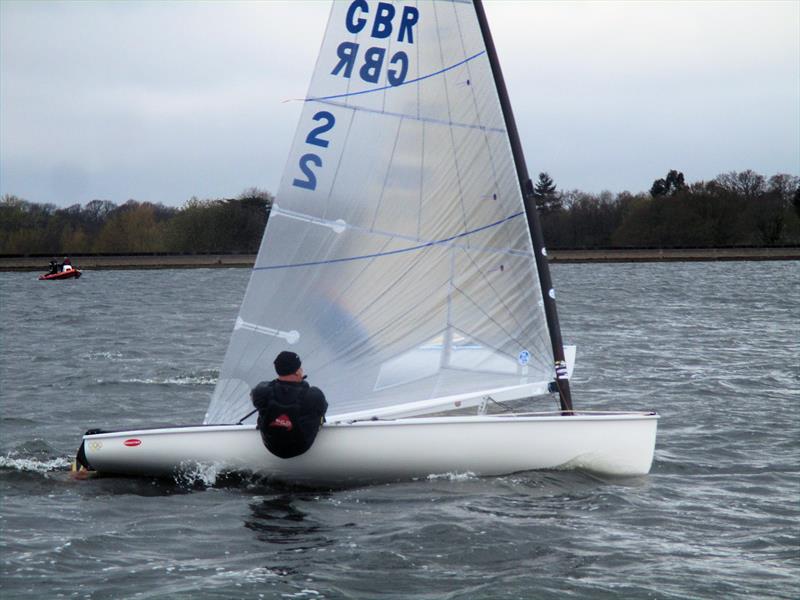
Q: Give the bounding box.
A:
[274,351,301,376]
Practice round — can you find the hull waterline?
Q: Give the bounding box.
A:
[79,412,659,486]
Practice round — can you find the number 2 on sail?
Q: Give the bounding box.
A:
[292,111,336,190]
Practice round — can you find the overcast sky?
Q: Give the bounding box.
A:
[2,0,798,208]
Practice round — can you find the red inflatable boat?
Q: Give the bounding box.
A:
[39,268,82,280]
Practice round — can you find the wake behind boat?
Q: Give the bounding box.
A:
[75,0,658,485]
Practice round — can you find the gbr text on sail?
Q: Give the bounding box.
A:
[331,0,419,86]
[291,1,420,192]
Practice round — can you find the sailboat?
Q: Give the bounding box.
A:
[75,0,658,485]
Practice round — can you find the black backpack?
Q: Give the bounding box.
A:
[259,386,322,459]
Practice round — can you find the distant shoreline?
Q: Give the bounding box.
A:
[2,247,798,272]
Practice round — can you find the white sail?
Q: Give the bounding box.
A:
[205,0,553,424]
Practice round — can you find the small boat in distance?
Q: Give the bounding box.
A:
[39,259,82,280]
[39,265,82,281]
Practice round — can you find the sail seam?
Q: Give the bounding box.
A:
[457,248,529,338]
[434,1,470,242]
[323,108,357,216]
[310,98,506,134]
[449,290,527,352]
[452,0,505,227]
[448,325,549,375]
[268,205,530,258]
[370,117,405,230]
[307,51,487,102]
[254,211,526,271]
[312,278,453,377]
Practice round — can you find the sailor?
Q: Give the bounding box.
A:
[62,257,72,272]
[251,351,328,459]
[48,259,58,274]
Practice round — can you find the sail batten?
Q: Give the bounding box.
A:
[206,0,554,425]
[252,210,525,271]
[272,203,531,257]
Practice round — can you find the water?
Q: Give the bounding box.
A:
[1,262,798,599]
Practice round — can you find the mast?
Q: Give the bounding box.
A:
[473,0,574,412]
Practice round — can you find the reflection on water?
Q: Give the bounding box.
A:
[245,493,334,552]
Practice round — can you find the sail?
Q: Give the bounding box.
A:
[205,0,554,424]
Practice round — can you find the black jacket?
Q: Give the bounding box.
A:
[251,379,328,459]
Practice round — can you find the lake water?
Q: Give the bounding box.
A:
[1,262,798,599]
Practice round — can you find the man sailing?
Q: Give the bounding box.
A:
[251,351,328,459]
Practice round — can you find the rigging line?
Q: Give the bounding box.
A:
[306,50,486,103]
[448,325,533,372]
[453,287,552,371]
[458,246,530,337]
[237,408,258,425]
[485,395,515,414]
[305,267,456,378]
[330,278,454,372]
[253,211,525,271]
[450,283,528,351]
[367,327,450,380]
[311,98,506,134]
[336,232,454,334]
[310,278,456,382]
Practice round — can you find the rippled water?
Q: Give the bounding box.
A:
[1,262,798,599]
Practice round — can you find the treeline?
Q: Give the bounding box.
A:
[536,170,800,248]
[0,189,273,255]
[1,170,799,255]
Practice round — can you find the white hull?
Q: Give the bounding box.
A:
[81,412,658,486]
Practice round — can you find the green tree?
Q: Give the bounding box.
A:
[542,190,625,247]
[165,190,270,253]
[650,170,686,197]
[533,172,562,212]
[93,200,173,252]
[0,195,58,253]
